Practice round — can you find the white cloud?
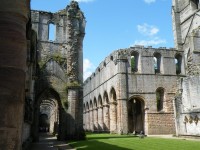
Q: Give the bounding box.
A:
[83,58,95,80]
[137,23,159,36]
[134,37,166,46]
[144,0,156,4]
[72,0,95,3]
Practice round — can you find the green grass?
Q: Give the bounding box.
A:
[69,133,200,150]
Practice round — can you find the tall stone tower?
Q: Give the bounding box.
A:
[172,0,200,136]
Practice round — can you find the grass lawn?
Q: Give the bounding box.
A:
[69,133,200,150]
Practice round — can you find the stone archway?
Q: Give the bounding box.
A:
[32,88,66,141]
[103,91,110,132]
[128,97,145,134]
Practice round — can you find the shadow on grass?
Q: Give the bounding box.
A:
[69,133,138,150]
[70,140,133,150]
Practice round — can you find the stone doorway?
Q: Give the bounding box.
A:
[128,97,144,134]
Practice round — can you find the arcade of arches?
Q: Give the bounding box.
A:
[84,89,146,134]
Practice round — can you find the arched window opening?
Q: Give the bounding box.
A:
[156,88,164,112]
[98,95,103,107]
[191,0,199,10]
[110,56,113,61]
[94,98,97,108]
[48,23,56,41]
[175,54,182,75]
[131,51,139,72]
[104,62,106,67]
[154,53,161,74]
[103,92,109,104]
[90,100,93,110]
[86,102,89,111]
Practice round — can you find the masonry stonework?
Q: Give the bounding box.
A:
[31,0,85,141]
[83,47,179,135]
[1,0,200,149]
[83,0,200,137]
[172,0,200,136]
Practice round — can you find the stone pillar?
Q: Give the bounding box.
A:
[98,106,104,131]
[83,112,86,130]
[0,0,29,149]
[116,58,128,134]
[90,109,94,132]
[144,109,149,135]
[103,105,110,132]
[66,87,84,140]
[65,1,86,140]
[109,102,117,133]
[86,111,90,131]
[93,108,98,132]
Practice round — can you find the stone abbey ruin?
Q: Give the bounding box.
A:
[83,0,200,136]
[0,0,200,149]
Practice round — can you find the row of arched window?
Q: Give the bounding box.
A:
[131,52,182,75]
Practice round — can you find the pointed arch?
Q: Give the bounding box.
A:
[110,87,117,103]
[93,97,97,108]
[98,95,103,107]
[86,102,89,111]
[103,91,110,132]
[93,97,98,132]
[103,91,109,105]
[109,87,117,133]
[90,100,93,110]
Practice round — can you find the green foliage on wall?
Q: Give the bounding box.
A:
[38,52,66,69]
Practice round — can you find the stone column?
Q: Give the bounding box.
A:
[93,108,98,132]
[98,106,104,132]
[83,112,86,130]
[109,102,117,133]
[85,112,87,131]
[103,105,110,132]
[87,111,90,131]
[0,0,29,149]
[144,109,149,135]
[90,109,94,131]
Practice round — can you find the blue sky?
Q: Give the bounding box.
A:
[31,0,174,80]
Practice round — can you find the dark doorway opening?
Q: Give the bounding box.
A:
[128,98,144,134]
[39,114,49,132]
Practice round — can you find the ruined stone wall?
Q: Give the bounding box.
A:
[175,76,200,136]
[84,46,181,135]
[172,0,200,136]
[31,1,85,140]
